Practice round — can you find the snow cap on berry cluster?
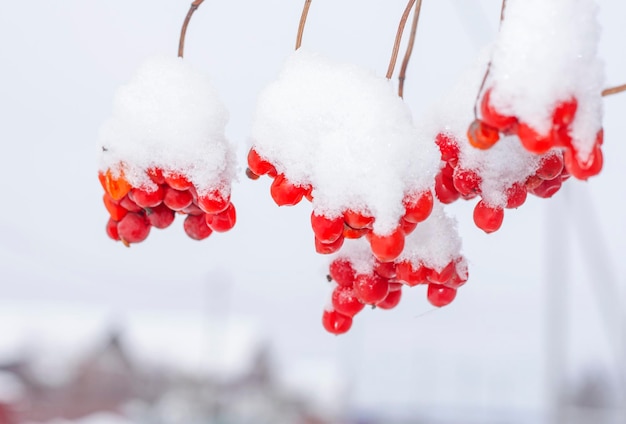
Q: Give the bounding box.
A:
[488,0,604,160]
[98,55,236,196]
[398,202,463,272]
[421,49,542,207]
[250,49,439,235]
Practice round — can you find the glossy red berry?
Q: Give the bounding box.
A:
[427,284,457,307]
[197,190,230,214]
[473,200,504,234]
[103,193,128,222]
[530,176,562,199]
[247,148,276,177]
[270,174,307,206]
[374,261,397,279]
[536,153,564,180]
[117,212,151,245]
[322,309,352,335]
[315,235,344,254]
[106,218,120,241]
[435,132,460,164]
[131,185,165,208]
[427,261,456,285]
[311,213,344,243]
[368,227,405,263]
[331,286,365,317]
[516,122,553,154]
[163,187,193,211]
[403,190,433,223]
[206,203,236,232]
[505,182,528,209]
[376,289,402,310]
[164,172,193,190]
[467,119,500,150]
[183,214,213,240]
[353,273,390,305]
[452,168,481,197]
[434,171,460,204]
[480,88,518,132]
[145,204,176,229]
[563,142,603,181]
[343,210,374,229]
[329,258,356,287]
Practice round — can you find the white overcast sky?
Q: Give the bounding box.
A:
[0,0,625,417]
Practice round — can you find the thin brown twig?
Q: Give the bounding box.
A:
[602,84,626,97]
[386,0,417,80]
[178,0,205,58]
[473,0,507,119]
[398,0,423,98]
[296,0,313,50]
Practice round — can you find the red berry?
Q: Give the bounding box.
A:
[368,227,405,263]
[99,168,132,201]
[247,148,276,177]
[452,168,481,197]
[343,224,369,239]
[197,190,230,214]
[183,214,213,240]
[332,286,365,317]
[428,261,456,285]
[435,132,460,164]
[374,261,397,279]
[106,218,120,241]
[322,309,352,335]
[145,204,176,229]
[147,167,166,184]
[563,143,603,181]
[353,273,390,305]
[427,284,457,307]
[163,187,193,211]
[119,195,143,213]
[343,209,374,229]
[329,258,356,287]
[103,193,128,222]
[516,122,553,154]
[376,289,402,310]
[117,212,151,245]
[536,153,564,180]
[473,200,504,234]
[164,172,193,190]
[311,212,344,243]
[552,98,578,129]
[505,182,527,209]
[467,119,500,150]
[434,169,460,204]
[480,88,518,132]
[396,261,428,286]
[206,203,237,232]
[530,177,562,199]
[403,190,433,223]
[315,235,344,254]
[270,174,307,206]
[131,185,165,208]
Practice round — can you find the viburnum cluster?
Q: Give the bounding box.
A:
[98,56,237,246]
[97,0,615,335]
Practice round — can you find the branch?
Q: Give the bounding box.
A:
[398,0,423,98]
[386,0,417,80]
[296,0,313,50]
[178,0,205,58]
[602,84,626,97]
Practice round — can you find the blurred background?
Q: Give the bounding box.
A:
[0,0,624,423]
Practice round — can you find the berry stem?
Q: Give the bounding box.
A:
[178,0,205,58]
[296,0,313,50]
[386,0,417,80]
[602,83,626,97]
[397,0,423,98]
[473,0,507,119]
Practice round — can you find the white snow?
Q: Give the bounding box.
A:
[488,0,604,160]
[98,55,236,196]
[250,49,439,235]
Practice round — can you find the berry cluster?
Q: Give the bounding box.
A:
[434,131,571,234]
[247,147,434,263]
[323,247,468,335]
[468,88,604,181]
[99,166,235,246]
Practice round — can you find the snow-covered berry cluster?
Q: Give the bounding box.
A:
[98,56,237,245]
